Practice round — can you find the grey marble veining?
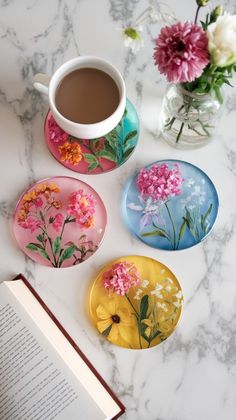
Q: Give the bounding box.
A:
[1,1,236,419]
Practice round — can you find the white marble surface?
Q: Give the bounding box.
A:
[1,0,236,419]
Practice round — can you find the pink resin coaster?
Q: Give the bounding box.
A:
[44,99,139,174]
[13,176,107,268]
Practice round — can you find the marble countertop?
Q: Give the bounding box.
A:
[1,0,236,419]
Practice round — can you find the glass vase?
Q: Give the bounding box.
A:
[159,84,222,149]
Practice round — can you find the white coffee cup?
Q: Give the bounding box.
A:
[33,56,126,139]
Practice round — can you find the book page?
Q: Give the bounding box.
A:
[0,284,106,420]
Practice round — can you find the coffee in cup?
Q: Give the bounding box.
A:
[33,56,126,139]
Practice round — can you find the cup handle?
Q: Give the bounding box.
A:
[33,73,50,95]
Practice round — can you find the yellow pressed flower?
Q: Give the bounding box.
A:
[22,190,37,203]
[48,182,60,193]
[96,299,134,343]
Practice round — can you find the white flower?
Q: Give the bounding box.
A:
[207,14,236,67]
[141,279,149,288]
[186,178,195,188]
[134,288,142,300]
[160,268,166,275]
[122,26,144,54]
[151,284,163,298]
[175,291,183,299]
[157,302,168,312]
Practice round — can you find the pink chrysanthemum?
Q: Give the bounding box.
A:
[48,115,68,143]
[136,163,184,202]
[103,261,141,296]
[67,189,96,228]
[153,21,209,83]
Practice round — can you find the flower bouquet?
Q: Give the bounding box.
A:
[153,0,236,147]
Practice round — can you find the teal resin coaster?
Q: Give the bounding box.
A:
[45,99,139,174]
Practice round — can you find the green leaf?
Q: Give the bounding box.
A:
[139,295,149,321]
[26,243,51,261]
[178,220,187,241]
[83,153,98,163]
[88,162,99,172]
[142,229,169,238]
[59,245,77,264]
[36,234,44,243]
[26,242,43,251]
[124,130,138,143]
[96,150,117,162]
[38,248,51,261]
[102,324,112,337]
[201,203,213,232]
[53,236,61,255]
[39,211,44,222]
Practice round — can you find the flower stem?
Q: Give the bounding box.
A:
[125,294,142,349]
[176,122,184,143]
[194,5,201,24]
[164,202,176,249]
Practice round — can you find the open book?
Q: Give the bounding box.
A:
[0,274,125,420]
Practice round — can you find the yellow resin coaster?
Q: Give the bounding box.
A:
[89,255,183,350]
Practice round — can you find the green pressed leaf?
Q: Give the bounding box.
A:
[26,242,43,251]
[96,150,117,162]
[139,295,149,321]
[53,236,61,255]
[178,220,187,241]
[102,324,113,337]
[36,234,44,243]
[83,153,98,163]
[38,249,51,261]
[142,229,168,238]
[87,162,99,172]
[59,245,77,264]
[39,211,44,222]
[124,130,138,143]
[26,243,50,261]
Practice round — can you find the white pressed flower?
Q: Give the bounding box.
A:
[186,178,195,187]
[141,279,149,288]
[173,300,182,308]
[175,290,183,299]
[165,284,172,292]
[157,302,168,312]
[134,288,142,300]
[207,13,236,67]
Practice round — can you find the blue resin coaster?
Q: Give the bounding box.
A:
[122,160,219,251]
[45,99,139,174]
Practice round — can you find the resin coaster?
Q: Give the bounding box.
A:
[122,160,219,251]
[13,176,107,268]
[44,99,139,174]
[89,255,183,350]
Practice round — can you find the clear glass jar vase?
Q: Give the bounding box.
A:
[159,84,222,149]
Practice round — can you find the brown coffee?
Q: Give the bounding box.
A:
[55,68,120,124]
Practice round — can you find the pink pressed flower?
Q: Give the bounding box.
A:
[52,213,64,232]
[34,197,43,208]
[48,115,68,143]
[67,189,96,228]
[153,21,209,83]
[136,163,184,202]
[103,261,141,296]
[20,216,41,233]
